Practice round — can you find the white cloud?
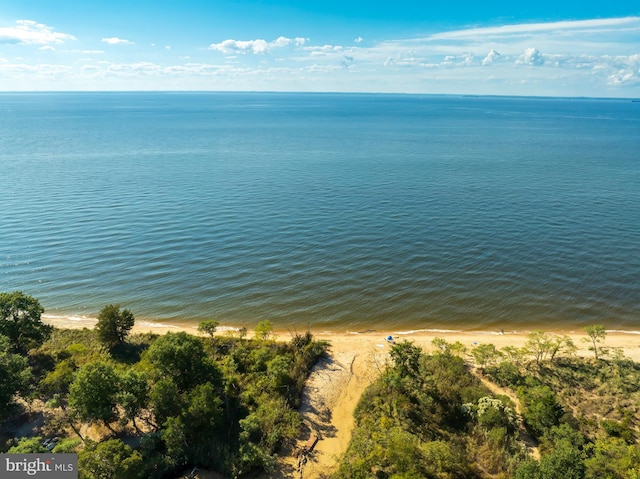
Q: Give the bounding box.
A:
[2,16,639,96]
[482,49,501,66]
[517,47,544,66]
[606,53,640,86]
[39,45,56,51]
[608,70,636,85]
[272,36,291,47]
[305,45,344,57]
[429,17,640,41]
[209,36,303,55]
[0,60,73,78]
[101,37,134,45]
[0,20,75,45]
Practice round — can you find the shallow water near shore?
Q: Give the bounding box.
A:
[1,92,639,331]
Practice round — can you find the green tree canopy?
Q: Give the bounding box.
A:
[95,304,135,348]
[68,361,120,426]
[143,332,220,392]
[149,378,184,428]
[471,343,503,369]
[0,334,32,419]
[538,440,585,479]
[78,439,145,479]
[254,320,273,340]
[519,383,564,438]
[583,325,607,360]
[117,370,149,430]
[389,341,422,378]
[197,319,219,338]
[584,437,640,479]
[0,291,51,352]
[7,436,47,454]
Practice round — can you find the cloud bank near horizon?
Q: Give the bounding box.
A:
[0,16,639,96]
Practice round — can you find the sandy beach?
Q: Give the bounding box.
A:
[43,315,640,478]
[286,329,640,479]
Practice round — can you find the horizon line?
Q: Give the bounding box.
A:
[0,90,638,101]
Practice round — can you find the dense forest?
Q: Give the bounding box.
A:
[333,333,640,478]
[0,291,327,478]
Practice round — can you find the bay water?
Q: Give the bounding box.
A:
[1,92,638,332]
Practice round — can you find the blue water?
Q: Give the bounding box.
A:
[1,92,638,332]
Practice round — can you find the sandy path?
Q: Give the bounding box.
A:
[42,317,640,478]
[281,330,640,479]
[295,341,388,479]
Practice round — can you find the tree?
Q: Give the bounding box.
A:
[390,341,422,378]
[7,437,47,453]
[162,416,188,469]
[68,361,120,426]
[0,291,51,352]
[0,334,32,419]
[254,320,273,340]
[584,437,640,479]
[117,370,149,431]
[431,337,466,357]
[471,343,503,369]
[515,458,541,479]
[149,379,184,428]
[583,325,607,360]
[538,440,585,479]
[144,332,220,392]
[551,335,577,359]
[519,384,563,437]
[197,319,219,338]
[95,304,135,348]
[183,382,224,465]
[525,331,555,364]
[78,439,145,479]
[471,396,518,433]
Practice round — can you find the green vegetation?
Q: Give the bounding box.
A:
[334,341,525,478]
[483,331,640,478]
[0,293,327,479]
[254,319,273,340]
[197,319,219,338]
[0,291,52,353]
[0,334,32,420]
[583,324,607,360]
[3,292,639,479]
[95,304,135,349]
[335,331,640,479]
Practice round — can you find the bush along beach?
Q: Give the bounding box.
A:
[3,292,640,478]
[0,292,327,478]
[333,332,640,479]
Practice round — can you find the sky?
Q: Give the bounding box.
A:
[1,1,639,97]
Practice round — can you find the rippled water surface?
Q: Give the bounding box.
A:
[1,93,638,331]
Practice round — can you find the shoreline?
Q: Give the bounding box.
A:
[41,312,640,366]
[42,313,640,479]
[42,313,640,338]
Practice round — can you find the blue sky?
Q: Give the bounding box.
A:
[1,1,639,96]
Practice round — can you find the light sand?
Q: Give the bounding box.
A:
[42,316,640,478]
[291,330,640,479]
